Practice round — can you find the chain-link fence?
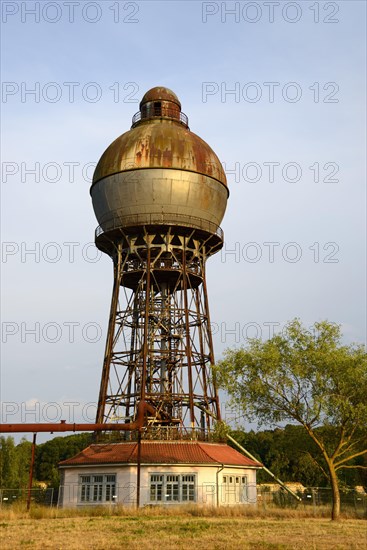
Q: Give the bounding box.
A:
[257,486,367,517]
[1,485,366,518]
[0,487,56,507]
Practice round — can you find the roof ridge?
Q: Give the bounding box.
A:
[58,441,262,468]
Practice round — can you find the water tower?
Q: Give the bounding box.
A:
[0,87,285,506]
[91,87,228,438]
[57,88,261,507]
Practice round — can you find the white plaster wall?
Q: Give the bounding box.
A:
[136,465,257,506]
[218,467,258,505]
[60,466,134,508]
[60,465,257,508]
[139,464,215,507]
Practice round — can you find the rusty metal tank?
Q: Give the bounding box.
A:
[90,87,228,236]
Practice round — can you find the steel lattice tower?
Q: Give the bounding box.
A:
[91,88,228,439]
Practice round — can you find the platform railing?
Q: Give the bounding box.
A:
[131,109,189,128]
[95,212,224,241]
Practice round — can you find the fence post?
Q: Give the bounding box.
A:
[26,433,37,511]
[312,488,316,516]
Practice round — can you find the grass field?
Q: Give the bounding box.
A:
[0,505,365,549]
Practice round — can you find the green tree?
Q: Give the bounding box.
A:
[0,436,32,490]
[214,319,367,520]
[229,425,326,486]
[35,433,92,487]
[15,438,33,488]
[0,436,18,489]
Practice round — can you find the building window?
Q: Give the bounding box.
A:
[154,102,162,116]
[79,474,116,504]
[241,475,248,502]
[149,473,196,503]
[166,475,179,501]
[150,474,163,502]
[182,475,195,502]
[105,474,117,502]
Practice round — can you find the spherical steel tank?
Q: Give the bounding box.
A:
[90,87,228,235]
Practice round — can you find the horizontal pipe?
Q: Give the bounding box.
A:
[0,400,156,434]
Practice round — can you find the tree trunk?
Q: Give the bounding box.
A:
[328,461,340,520]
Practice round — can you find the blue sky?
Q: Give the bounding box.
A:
[1,1,366,438]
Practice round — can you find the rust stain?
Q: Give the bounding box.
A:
[92,88,227,188]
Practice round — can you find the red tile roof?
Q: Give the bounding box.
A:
[59,441,261,468]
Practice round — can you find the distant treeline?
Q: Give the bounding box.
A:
[229,425,367,488]
[1,425,366,490]
[0,433,92,489]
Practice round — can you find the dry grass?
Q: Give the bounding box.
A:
[0,505,365,549]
